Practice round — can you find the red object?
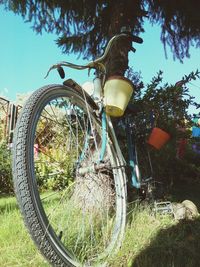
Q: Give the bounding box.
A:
[176,138,187,159]
[34,144,39,157]
[147,127,170,150]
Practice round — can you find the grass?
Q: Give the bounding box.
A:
[110,205,200,267]
[1,183,200,267]
[0,196,49,267]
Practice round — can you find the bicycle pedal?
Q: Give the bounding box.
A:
[144,176,153,182]
[154,201,173,215]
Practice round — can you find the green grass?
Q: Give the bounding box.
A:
[1,191,200,267]
[110,205,200,267]
[0,196,49,267]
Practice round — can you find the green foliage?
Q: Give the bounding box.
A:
[2,1,200,61]
[35,148,74,191]
[33,104,77,191]
[0,141,13,194]
[148,0,200,61]
[0,122,3,141]
[128,69,200,184]
[140,70,199,134]
[177,142,200,180]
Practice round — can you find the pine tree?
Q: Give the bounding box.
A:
[2,0,200,74]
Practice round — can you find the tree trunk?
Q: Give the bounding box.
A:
[72,1,142,211]
[105,0,141,78]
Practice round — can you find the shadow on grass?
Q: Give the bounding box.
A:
[168,180,200,210]
[131,218,200,267]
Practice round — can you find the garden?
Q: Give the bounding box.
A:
[1,70,200,266]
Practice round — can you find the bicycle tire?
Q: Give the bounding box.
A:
[13,84,126,267]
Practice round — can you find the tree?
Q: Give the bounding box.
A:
[2,0,200,75]
[128,69,200,187]
[2,1,200,198]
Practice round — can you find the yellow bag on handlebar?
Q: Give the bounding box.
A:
[103,76,134,117]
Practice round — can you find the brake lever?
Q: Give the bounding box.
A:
[44,64,65,79]
[44,64,59,79]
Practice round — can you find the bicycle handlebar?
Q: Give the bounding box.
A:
[94,33,143,65]
[131,35,143,44]
[45,33,143,78]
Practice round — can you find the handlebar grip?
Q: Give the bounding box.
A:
[132,35,143,44]
[57,66,65,79]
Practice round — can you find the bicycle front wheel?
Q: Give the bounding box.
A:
[13,84,126,266]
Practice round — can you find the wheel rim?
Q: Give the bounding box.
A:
[29,90,124,266]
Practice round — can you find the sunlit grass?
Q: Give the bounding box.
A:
[1,196,200,267]
[42,191,116,264]
[0,197,49,267]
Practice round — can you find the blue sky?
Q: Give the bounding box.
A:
[0,6,199,114]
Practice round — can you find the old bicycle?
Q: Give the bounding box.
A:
[12,32,158,267]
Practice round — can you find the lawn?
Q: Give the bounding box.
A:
[0,196,49,267]
[1,181,200,267]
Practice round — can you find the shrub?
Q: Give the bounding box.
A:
[0,141,13,194]
[35,148,74,191]
[127,69,200,186]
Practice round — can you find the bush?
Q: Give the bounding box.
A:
[127,69,200,186]
[0,141,13,194]
[35,148,74,191]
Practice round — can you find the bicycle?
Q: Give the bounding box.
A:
[12,32,159,267]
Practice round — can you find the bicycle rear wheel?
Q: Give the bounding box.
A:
[13,84,126,266]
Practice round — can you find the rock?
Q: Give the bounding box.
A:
[172,203,186,220]
[182,200,199,220]
[172,200,199,221]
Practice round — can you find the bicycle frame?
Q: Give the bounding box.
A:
[94,73,155,193]
[46,32,146,190]
[88,73,144,190]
